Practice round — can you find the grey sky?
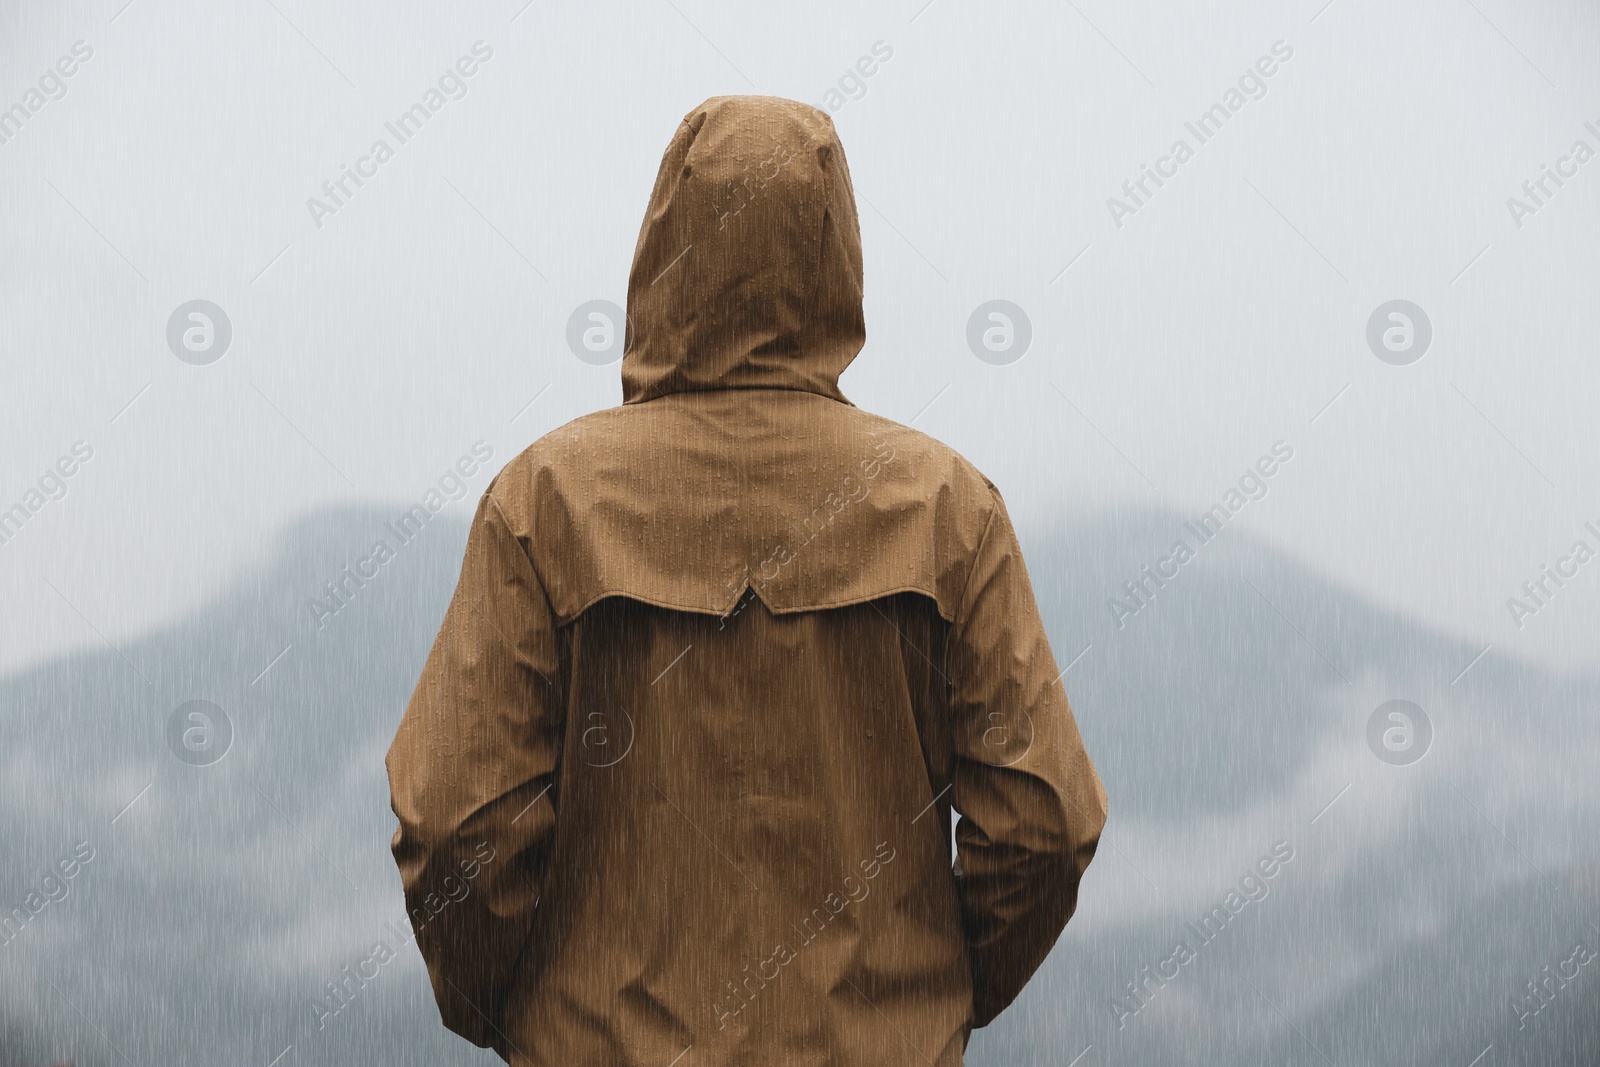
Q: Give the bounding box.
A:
[3,0,1599,678]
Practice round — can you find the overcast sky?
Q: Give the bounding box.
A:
[3,0,1600,676]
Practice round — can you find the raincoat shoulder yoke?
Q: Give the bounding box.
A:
[493,392,1000,628]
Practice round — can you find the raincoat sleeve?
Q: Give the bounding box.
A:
[386,487,562,1056]
[945,489,1107,1028]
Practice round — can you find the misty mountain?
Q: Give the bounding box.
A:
[2,505,1595,1066]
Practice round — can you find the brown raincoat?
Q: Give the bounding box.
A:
[387,95,1106,1067]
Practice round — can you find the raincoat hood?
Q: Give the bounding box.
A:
[621,96,866,404]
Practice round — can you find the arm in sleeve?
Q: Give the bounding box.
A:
[386,487,563,1056]
[945,489,1107,1028]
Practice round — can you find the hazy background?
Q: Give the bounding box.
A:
[2,0,1598,1063]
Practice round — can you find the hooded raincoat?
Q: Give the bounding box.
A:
[387,95,1106,1067]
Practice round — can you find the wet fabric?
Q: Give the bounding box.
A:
[387,95,1106,1066]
